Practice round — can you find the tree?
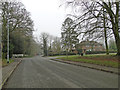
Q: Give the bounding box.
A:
[10,31,24,54]
[51,37,62,55]
[63,0,120,55]
[48,35,54,55]
[100,1,120,55]
[39,33,62,56]
[1,1,34,58]
[40,32,49,56]
[61,17,79,54]
[109,38,117,51]
[103,8,109,55]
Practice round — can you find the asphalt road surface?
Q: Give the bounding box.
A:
[4,56,118,88]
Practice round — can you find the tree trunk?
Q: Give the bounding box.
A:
[66,48,68,59]
[103,8,109,55]
[2,9,7,59]
[113,2,120,56]
[111,14,120,56]
[113,28,120,56]
[103,2,120,56]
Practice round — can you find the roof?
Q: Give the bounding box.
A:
[79,40,103,46]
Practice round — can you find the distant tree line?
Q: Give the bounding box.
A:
[39,32,63,56]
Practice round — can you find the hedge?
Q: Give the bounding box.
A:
[48,52,76,56]
[48,50,117,56]
[85,51,117,54]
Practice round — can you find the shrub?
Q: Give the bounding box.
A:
[48,51,76,56]
[86,51,117,54]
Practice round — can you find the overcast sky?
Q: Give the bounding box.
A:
[21,0,69,38]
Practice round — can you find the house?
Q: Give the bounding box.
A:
[77,40,104,53]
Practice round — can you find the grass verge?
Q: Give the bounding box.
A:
[2,59,14,67]
[57,55,119,68]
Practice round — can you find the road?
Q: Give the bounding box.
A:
[4,56,118,88]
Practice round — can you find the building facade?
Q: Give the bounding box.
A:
[78,41,104,53]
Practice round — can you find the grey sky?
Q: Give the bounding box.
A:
[21,0,69,38]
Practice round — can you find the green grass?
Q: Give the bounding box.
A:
[80,53,116,57]
[2,59,14,67]
[57,55,118,68]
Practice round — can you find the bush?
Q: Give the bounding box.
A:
[48,51,76,56]
[86,51,117,54]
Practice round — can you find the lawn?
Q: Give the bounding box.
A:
[57,54,119,68]
[2,59,14,67]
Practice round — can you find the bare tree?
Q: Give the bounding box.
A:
[61,17,79,54]
[51,37,62,55]
[40,32,49,56]
[63,0,120,55]
[103,7,109,55]
[1,1,34,58]
[48,35,54,54]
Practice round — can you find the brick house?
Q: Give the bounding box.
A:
[77,40,104,53]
